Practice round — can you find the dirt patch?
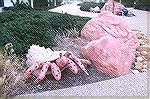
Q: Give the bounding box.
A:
[0,36,115,97]
[8,65,114,96]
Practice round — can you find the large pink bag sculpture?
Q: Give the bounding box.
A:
[101,0,125,15]
[80,11,139,50]
[80,36,135,76]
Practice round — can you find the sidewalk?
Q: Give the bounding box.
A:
[16,72,148,97]
[48,1,99,18]
[124,8,149,35]
[49,2,149,35]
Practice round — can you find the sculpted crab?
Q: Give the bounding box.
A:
[23,45,91,83]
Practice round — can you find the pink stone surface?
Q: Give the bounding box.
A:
[101,1,125,14]
[80,11,139,50]
[80,36,135,76]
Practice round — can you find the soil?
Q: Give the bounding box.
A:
[9,65,115,96]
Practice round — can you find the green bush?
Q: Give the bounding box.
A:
[79,2,105,12]
[33,0,63,10]
[3,0,61,11]
[0,10,55,55]
[0,10,90,56]
[121,0,150,11]
[121,0,135,7]
[134,0,150,11]
[33,0,48,7]
[3,2,33,11]
[48,13,90,32]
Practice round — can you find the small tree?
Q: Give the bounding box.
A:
[33,0,48,7]
[16,0,19,4]
[121,0,135,7]
[11,0,32,7]
[135,0,150,11]
[28,0,31,6]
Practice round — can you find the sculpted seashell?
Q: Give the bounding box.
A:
[26,45,67,67]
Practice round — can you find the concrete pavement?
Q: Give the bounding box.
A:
[48,1,99,18]
[49,2,149,35]
[16,72,148,97]
[124,8,149,35]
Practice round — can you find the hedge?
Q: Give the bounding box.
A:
[134,0,150,11]
[0,9,90,56]
[121,0,135,7]
[79,2,105,12]
[121,0,150,11]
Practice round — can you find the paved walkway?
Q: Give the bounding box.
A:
[17,72,148,97]
[124,8,149,35]
[49,1,149,35]
[49,1,99,18]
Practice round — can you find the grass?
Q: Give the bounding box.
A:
[0,46,3,97]
[0,46,3,77]
[0,43,25,97]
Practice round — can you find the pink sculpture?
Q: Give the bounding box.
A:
[101,0,125,15]
[80,36,135,76]
[23,45,91,83]
[81,11,139,50]
[80,7,140,76]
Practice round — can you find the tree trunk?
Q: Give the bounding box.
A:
[16,0,20,5]
[33,0,48,7]
[28,0,32,6]
[0,0,4,7]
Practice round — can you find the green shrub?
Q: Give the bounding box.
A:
[33,0,48,7]
[48,13,90,32]
[121,0,150,10]
[3,2,33,11]
[121,0,135,7]
[33,0,63,11]
[79,2,105,12]
[48,13,76,31]
[2,0,61,11]
[134,0,150,11]
[0,10,56,55]
[0,10,90,56]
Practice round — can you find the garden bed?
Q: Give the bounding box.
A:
[0,6,149,97]
[1,29,149,97]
